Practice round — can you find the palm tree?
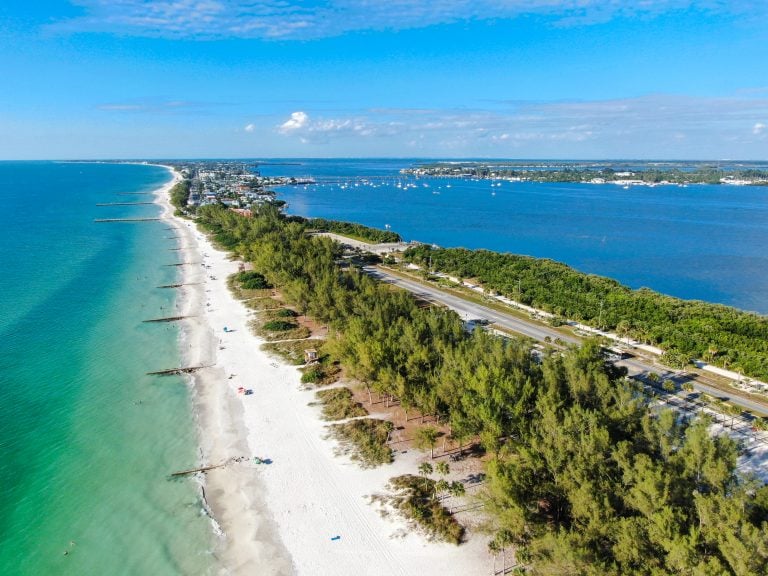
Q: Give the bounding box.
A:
[448,481,465,498]
[615,320,631,344]
[447,481,465,513]
[435,479,450,500]
[418,462,433,489]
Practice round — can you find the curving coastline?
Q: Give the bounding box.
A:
[152,166,489,575]
[154,167,292,574]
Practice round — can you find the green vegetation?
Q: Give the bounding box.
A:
[249,307,312,340]
[227,272,272,300]
[313,387,368,421]
[243,296,282,311]
[262,320,298,331]
[300,366,324,384]
[196,203,766,573]
[660,348,690,370]
[404,245,768,380]
[300,357,341,386]
[385,474,465,544]
[403,163,768,186]
[329,419,394,468]
[169,179,191,212]
[413,425,440,458]
[481,347,768,574]
[307,217,402,243]
[261,339,319,365]
[233,270,271,289]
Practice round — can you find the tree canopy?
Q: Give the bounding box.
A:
[196,203,767,574]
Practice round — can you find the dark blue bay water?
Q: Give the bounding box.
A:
[261,159,768,314]
[0,162,214,575]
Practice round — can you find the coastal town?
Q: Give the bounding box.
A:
[402,161,768,186]
[164,161,314,212]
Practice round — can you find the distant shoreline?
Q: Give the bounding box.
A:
[401,162,768,186]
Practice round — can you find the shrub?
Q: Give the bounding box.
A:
[329,419,393,467]
[314,387,368,421]
[662,379,677,392]
[235,270,271,289]
[263,320,296,331]
[301,367,324,384]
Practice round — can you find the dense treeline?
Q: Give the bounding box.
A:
[404,246,768,380]
[305,217,402,243]
[169,179,191,211]
[403,164,768,185]
[485,342,768,574]
[195,204,766,573]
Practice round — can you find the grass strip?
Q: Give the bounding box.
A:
[328,418,393,468]
[312,387,368,421]
[261,339,322,365]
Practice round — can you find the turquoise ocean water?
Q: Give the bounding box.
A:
[0,163,214,575]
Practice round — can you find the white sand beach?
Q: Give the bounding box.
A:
[154,168,490,575]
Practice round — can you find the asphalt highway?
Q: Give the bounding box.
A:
[366,265,768,417]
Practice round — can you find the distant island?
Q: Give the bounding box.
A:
[402,161,768,186]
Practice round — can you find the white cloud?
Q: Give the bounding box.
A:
[50,1,764,40]
[277,111,377,140]
[244,123,255,132]
[278,111,309,133]
[271,94,768,156]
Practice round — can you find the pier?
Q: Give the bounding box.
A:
[164,262,197,267]
[170,460,230,477]
[142,315,193,323]
[147,365,209,376]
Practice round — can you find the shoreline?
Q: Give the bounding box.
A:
[153,168,292,575]
[152,166,490,575]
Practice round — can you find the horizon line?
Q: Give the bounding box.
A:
[2,156,767,163]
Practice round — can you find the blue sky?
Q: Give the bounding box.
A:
[1,1,767,159]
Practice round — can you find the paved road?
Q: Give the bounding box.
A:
[313,233,410,255]
[620,358,768,417]
[365,266,580,345]
[366,265,768,417]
